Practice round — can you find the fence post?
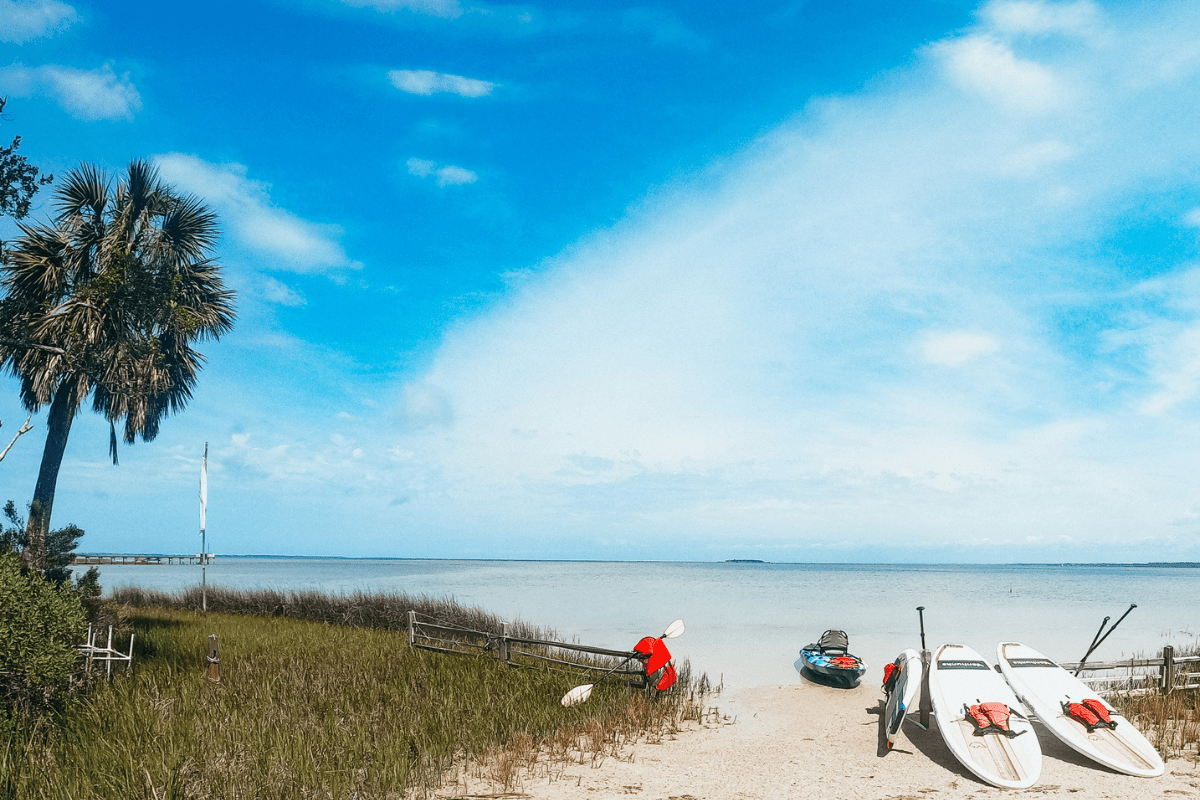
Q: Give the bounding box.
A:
[1161,645,1175,695]
[918,649,932,730]
[499,622,510,663]
[207,634,220,682]
[407,610,415,647]
[106,626,114,680]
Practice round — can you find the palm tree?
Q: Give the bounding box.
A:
[0,160,235,571]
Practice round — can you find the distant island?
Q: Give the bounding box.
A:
[725,559,767,563]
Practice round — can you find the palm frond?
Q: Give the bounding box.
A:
[54,163,110,221]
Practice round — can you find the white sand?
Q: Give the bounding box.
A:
[436,682,1199,799]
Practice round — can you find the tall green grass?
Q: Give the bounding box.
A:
[1111,643,1200,761]
[3,602,709,798]
[112,584,550,641]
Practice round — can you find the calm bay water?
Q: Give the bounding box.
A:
[94,558,1200,689]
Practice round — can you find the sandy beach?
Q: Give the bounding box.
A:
[436,681,1199,800]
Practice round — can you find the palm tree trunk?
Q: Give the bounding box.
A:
[23,383,76,573]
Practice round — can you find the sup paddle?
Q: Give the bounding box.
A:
[561,618,685,707]
[1075,604,1136,676]
[917,606,927,652]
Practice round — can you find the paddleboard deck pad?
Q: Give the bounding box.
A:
[929,643,1042,789]
[883,648,923,749]
[997,642,1164,778]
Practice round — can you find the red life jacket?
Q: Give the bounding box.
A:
[882,661,900,692]
[633,636,672,675]
[966,702,1023,738]
[1063,698,1117,732]
[830,656,859,668]
[655,663,677,691]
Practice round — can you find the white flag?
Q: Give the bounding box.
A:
[199,443,208,533]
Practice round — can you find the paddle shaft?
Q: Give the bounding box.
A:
[917,606,927,652]
[1075,604,1136,676]
[1082,616,1109,662]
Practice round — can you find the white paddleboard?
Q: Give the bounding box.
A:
[883,648,923,750]
[929,643,1042,789]
[997,642,1164,778]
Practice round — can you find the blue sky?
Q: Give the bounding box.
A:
[3,0,1200,563]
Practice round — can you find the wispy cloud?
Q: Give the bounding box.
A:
[154,153,363,276]
[981,0,1101,37]
[388,68,495,97]
[921,332,1001,367]
[0,62,140,120]
[377,0,1200,557]
[339,0,462,20]
[934,35,1063,112]
[406,157,478,186]
[0,0,76,43]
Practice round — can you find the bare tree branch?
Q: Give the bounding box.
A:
[0,415,34,463]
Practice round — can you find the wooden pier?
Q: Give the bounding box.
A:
[71,554,214,566]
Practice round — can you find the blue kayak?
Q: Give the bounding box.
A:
[799,629,867,688]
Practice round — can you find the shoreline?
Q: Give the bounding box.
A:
[436,683,1199,799]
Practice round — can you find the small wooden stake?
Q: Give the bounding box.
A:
[1162,645,1175,695]
[207,634,220,682]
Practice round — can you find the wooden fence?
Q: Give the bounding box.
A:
[1061,646,1200,695]
[405,610,649,684]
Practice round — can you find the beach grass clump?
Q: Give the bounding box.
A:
[1110,644,1200,761]
[2,603,710,798]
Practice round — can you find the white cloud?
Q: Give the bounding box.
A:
[935,35,1062,112]
[0,0,76,43]
[388,69,494,97]
[339,0,462,19]
[921,332,1001,367]
[407,157,478,187]
[981,0,1100,38]
[154,153,362,275]
[259,276,307,307]
[376,1,1200,556]
[0,62,141,120]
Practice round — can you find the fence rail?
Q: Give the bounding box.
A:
[1060,648,1200,695]
[405,611,648,682]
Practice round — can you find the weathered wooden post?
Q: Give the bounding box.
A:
[499,622,510,663]
[916,606,932,729]
[407,610,416,647]
[919,650,932,729]
[105,625,114,680]
[1162,645,1175,695]
[207,634,220,682]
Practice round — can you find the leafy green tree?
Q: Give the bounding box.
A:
[0,550,86,714]
[0,96,53,226]
[0,160,235,572]
[1,500,83,585]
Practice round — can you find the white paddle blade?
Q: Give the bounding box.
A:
[561,684,594,707]
[662,618,685,639]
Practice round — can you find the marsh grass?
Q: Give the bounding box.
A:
[3,599,711,799]
[1110,643,1200,761]
[112,584,550,641]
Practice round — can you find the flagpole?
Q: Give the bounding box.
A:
[200,442,208,613]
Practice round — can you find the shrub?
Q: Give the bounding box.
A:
[0,550,86,713]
